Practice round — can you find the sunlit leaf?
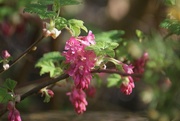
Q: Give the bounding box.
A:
[35,52,65,78]
[68,19,87,37]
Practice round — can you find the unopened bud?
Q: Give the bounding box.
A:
[47,89,54,97]
[3,63,10,70]
[1,50,11,59]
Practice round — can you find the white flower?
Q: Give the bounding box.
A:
[43,22,61,39]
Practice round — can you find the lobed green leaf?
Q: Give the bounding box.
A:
[55,17,68,30]
[0,87,12,103]
[86,40,119,57]
[3,78,17,91]
[35,52,65,78]
[68,19,87,37]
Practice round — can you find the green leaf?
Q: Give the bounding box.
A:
[37,51,65,63]
[35,51,65,78]
[160,19,180,35]
[136,29,144,38]
[58,0,81,6]
[55,17,68,30]
[164,0,176,5]
[3,78,17,91]
[86,40,119,57]
[68,19,87,37]
[0,87,12,103]
[44,94,51,103]
[107,74,121,87]
[106,49,115,58]
[24,0,56,19]
[69,24,81,37]
[38,0,54,5]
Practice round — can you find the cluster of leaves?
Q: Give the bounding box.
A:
[55,18,88,36]
[24,0,87,37]
[86,30,124,58]
[24,0,81,19]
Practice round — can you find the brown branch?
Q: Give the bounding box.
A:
[0,73,69,117]
[91,69,142,77]
[0,69,142,117]
[20,74,69,100]
[163,32,173,40]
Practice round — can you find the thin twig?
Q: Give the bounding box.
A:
[21,74,69,100]
[91,69,141,77]
[0,35,45,74]
[0,74,69,117]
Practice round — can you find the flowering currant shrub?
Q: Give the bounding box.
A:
[0,0,180,121]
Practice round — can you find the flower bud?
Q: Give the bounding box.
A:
[3,63,10,70]
[47,89,54,97]
[1,50,11,59]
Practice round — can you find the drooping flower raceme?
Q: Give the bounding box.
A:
[120,64,135,95]
[63,31,96,89]
[67,88,88,114]
[7,101,22,121]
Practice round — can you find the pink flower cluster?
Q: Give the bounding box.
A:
[63,31,96,89]
[7,101,22,121]
[67,88,88,114]
[120,64,135,95]
[63,31,96,114]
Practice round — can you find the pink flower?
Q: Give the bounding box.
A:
[7,101,22,121]
[1,50,11,59]
[78,31,95,46]
[63,31,96,89]
[67,88,88,114]
[120,77,135,95]
[47,89,54,97]
[120,64,135,95]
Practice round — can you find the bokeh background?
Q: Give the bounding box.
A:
[0,0,180,120]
